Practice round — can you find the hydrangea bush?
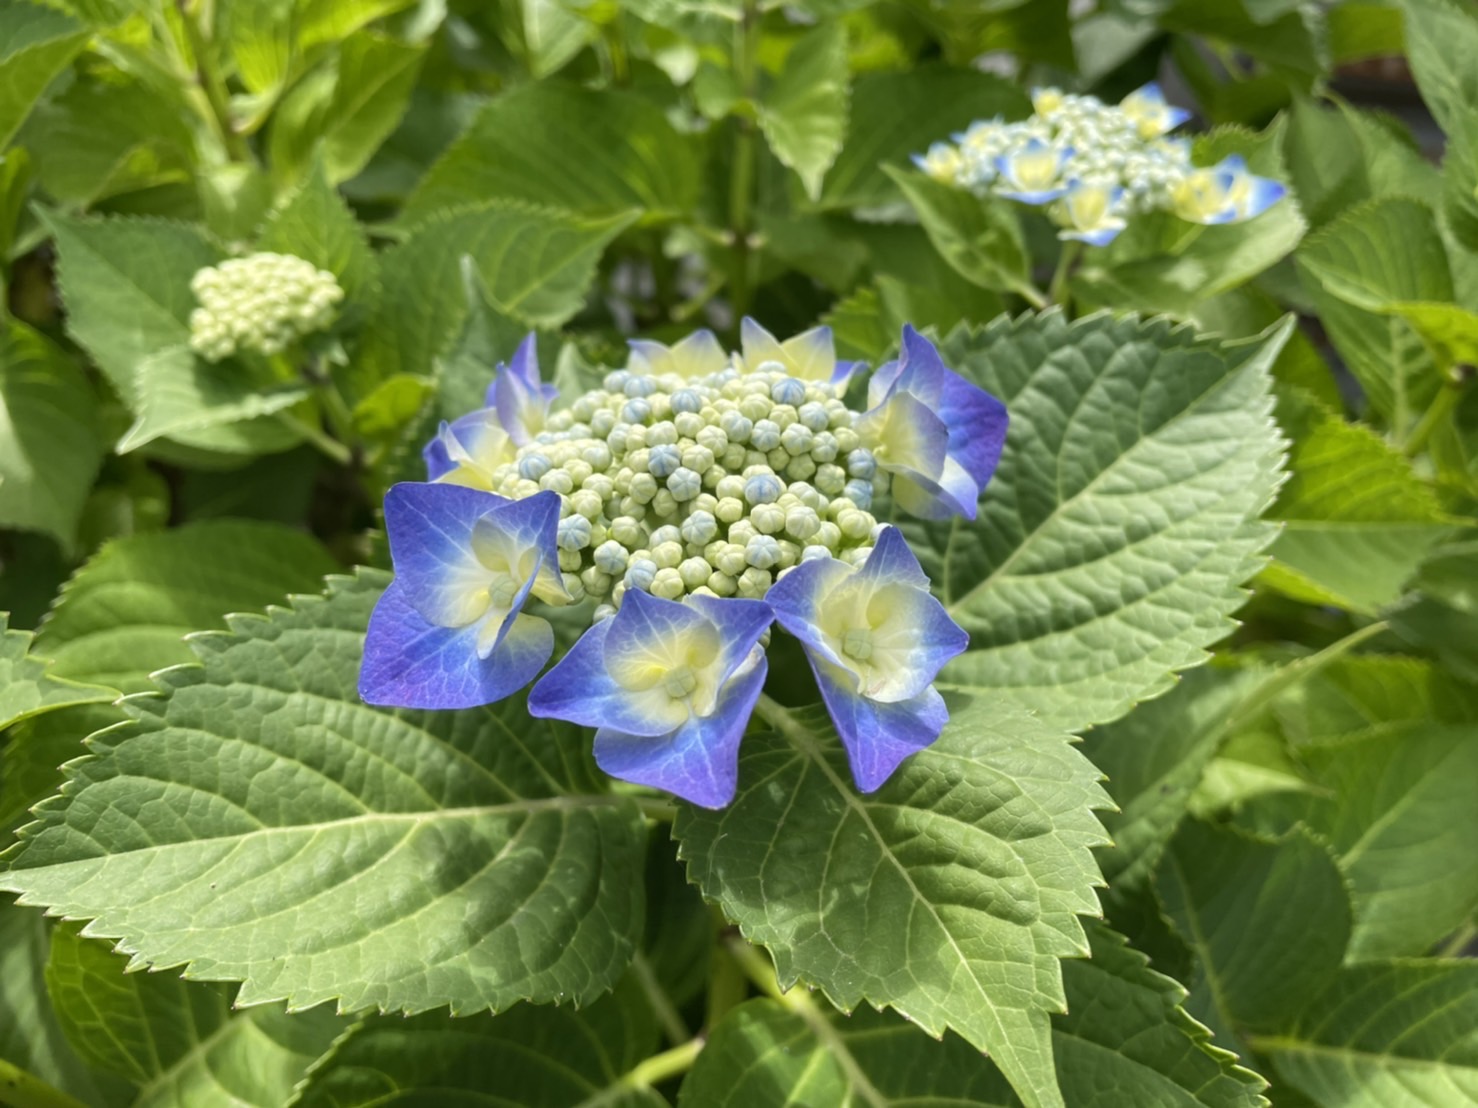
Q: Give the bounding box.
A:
[2,2,1477,1108]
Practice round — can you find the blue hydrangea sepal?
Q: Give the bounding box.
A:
[528,590,773,808]
[488,333,557,445]
[359,484,569,709]
[766,526,969,792]
[857,325,1008,521]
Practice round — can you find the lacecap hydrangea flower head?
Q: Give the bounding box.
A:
[359,322,1006,808]
[914,82,1285,247]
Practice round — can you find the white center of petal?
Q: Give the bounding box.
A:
[488,572,519,610]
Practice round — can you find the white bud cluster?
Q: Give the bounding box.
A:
[477,363,887,612]
[188,252,344,361]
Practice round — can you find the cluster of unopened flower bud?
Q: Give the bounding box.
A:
[188,252,344,362]
[914,84,1285,246]
[477,365,885,615]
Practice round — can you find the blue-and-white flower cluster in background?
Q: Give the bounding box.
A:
[914,82,1286,246]
[360,324,1007,807]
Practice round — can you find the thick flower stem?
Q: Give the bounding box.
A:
[0,1059,87,1108]
[178,0,251,163]
[618,1037,705,1091]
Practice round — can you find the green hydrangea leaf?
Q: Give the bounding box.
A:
[257,164,379,310]
[1295,198,1468,431]
[0,1,88,149]
[228,0,417,97]
[0,320,106,550]
[674,698,1111,1108]
[817,65,1028,211]
[1,571,647,1016]
[400,82,699,226]
[289,976,663,1107]
[46,922,345,1104]
[0,613,111,746]
[757,23,850,201]
[1084,667,1268,894]
[1238,672,1478,959]
[681,923,1265,1108]
[34,519,341,693]
[0,899,127,1108]
[1156,821,1352,1042]
[18,77,196,207]
[1249,961,1478,1107]
[1261,387,1456,613]
[350,201,635,399]
[887,167,1032,299]
[268,30,428,189]
[908,312,1288,734]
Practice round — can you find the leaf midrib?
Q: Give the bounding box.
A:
[752,697,1028,1094]
[4,795,625,871]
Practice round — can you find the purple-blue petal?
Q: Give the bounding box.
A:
[593,652,767,809]
[383,482,507,624]
[359,581,552,709]
[855,525,930,589]
[527,619,675,737]
[812,658,948,792]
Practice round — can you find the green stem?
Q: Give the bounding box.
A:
[632,951,691,1046]
[706,906,749,1030]
[1047,240,1081,308]
[726,0,760,332]
[619,1037,705,1090]
[1403,381,1464,458]
[0,1060,87,1108]
[635,796,678,822]
[277,412,354,465]
[1223,620,1389,734]
[178,0,250,163]
[724,938,887,1108]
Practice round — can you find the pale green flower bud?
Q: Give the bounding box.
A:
[651,489,678,517]
[716,497,745,524]
[781,423,813,455]
[815,464,847,495]
[562,573,587,603]
[834,427,860,452]
[540,470,574,495]
[716,543,749,576]
[706,571,738,597]
[751,503,786,534]
[751,420,782,451]
[737,566,772,597]
[785,455,817,482]
[739,395,771,422]
[810,430,839,463]
[679,557,711,590]
[746,534,782,569]
[570,489,604,520]
[558,548,583,572]
[651,540,684,569]
[610,516,645,548]
[785,506,821,540]
[667,467,702,501]
[650,567,685,599]
[628,472,658,503]
[674,411,705,438]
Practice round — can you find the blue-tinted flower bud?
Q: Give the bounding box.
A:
[744,473,783,505]
[846,448,876,479]
[626,557,658,590]
[648,443,682,477]
[558,514,593,550]
[681,510,719,545]
[772,377,807,406]
[844,479,873,510]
